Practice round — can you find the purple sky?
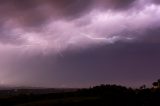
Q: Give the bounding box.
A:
[0,0,160,88]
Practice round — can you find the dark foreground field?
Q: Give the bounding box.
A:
[0,84,160,106]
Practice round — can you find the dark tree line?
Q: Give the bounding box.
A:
[0,79,160,106]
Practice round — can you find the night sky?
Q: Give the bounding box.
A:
[0,0,160,88]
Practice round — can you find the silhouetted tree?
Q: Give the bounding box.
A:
[140,85,146,89]
[152,79,160,88]
[158,79,160,87]
[153,82,158,88]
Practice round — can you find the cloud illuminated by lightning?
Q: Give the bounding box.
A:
[1,2,160,56]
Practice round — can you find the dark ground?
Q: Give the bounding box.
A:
[0,84,160,106]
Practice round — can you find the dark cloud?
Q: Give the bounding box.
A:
[0,0,46,28]
[5,40,160,87]
[57,41,160,87]
[0,0,93,27]
[48,0,93,19]
[152,0,160,4]
[0,0,142,28]
[10,0,37,10]
[95,0,137,11]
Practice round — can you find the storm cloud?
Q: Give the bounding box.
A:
[0,0,160,87]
